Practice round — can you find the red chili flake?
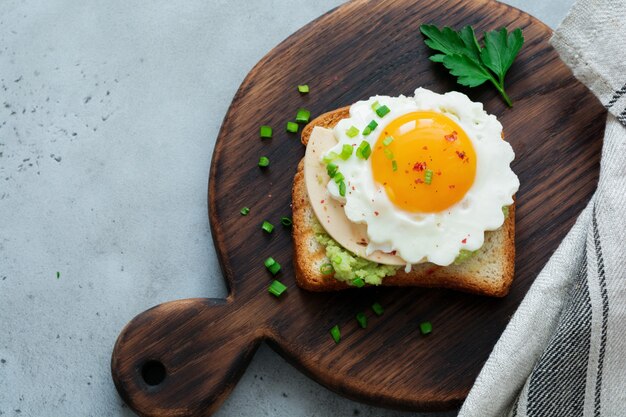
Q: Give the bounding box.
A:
[449,185,456,189]
[422,146,428,150]
[456,151,466,160]
[374,211,379,216]
[351,186,356,191]
[320,200,325,204]
[462,238,467,244]
[445,131,458,142]
[413,161,427,172]
[436,170,442,176]
[415,178,424,184]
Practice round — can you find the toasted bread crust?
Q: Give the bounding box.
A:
[292,109,516,297]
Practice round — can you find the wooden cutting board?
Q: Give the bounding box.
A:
[111,0,606,415]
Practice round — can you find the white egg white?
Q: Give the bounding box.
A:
[323,88,519,266]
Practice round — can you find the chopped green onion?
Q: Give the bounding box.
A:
[424,169,433,185]
[340,144,353,160]
[295,108,311,124]
[259,125,273,139]
[240,207,250,216]
[258,156,270,167]
[261,220,274,233]
[333,172,344,184]
[356,141,372,160]
[384,148,394,160]
[362,120,379,136]
[326,162,338,177]
[297,84,309,94]
[371,302,384,316]
[320,263,334,275]
[286,121,299,133]
[338,180,346,197]
[56,271,60,279]
[375,105,391,118]
[346,126,359,138]
[371,100,381,111]
[352,277,365,288]
[330,325,341,344]
[264,257,281,275]
[420,321,432,335]
[268,280,287,297]
[502,205,510,218]
[280,216,292,227]
[392,160,398,172]
[383,135,394,146]
[356,312,367,329]
[323,152,338,164]
[332,255,342,264]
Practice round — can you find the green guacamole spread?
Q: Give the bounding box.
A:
[312,221,399,286]
[311,205,510,286]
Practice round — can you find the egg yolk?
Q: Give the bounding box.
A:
[371,111,476,213]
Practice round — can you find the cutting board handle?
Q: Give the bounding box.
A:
[111,297,262,417]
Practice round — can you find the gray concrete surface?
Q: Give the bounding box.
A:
[0,0,574,416]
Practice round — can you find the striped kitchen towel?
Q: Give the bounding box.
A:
[458,0,626,416]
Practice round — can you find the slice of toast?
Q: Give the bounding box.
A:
[292,109,516,297]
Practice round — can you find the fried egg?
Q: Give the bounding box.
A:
[319,88,519,266]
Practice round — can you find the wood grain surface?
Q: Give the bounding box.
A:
[111,0,606,415]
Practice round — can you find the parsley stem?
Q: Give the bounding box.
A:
[490,79,513,107]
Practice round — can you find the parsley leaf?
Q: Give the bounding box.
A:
[481,28,524,84]
[442,54,494,87]
[420,25,524,107]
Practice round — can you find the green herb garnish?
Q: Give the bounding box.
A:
[338,180,346,197]
[352,277,365,288]
[264,257,281,275]
[346,126,359,138]
[420,25,524,107]
[424,169,433,185]
[261,220,274,234]
[295,108,310,124]
[372,302,384,316]
[375,105,390,118]
[356,141,371,160]
[320,263,334,275]
[362,120,378,136]
[280,216,292,227]
[286,121,299,133]
[258,156,270,167]
[383,135,394,146]
[330,325,341,343]
[268,280,287,297]
[326,162,338,177]
[240,207,250,216]
[420,321,433,335]
[323,152,338,164]
[356,312,367,329]
[297,84,309,94]
[259,125,273,139]
[340,144,353,160]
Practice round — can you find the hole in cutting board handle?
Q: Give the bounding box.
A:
[141,360,166,386]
